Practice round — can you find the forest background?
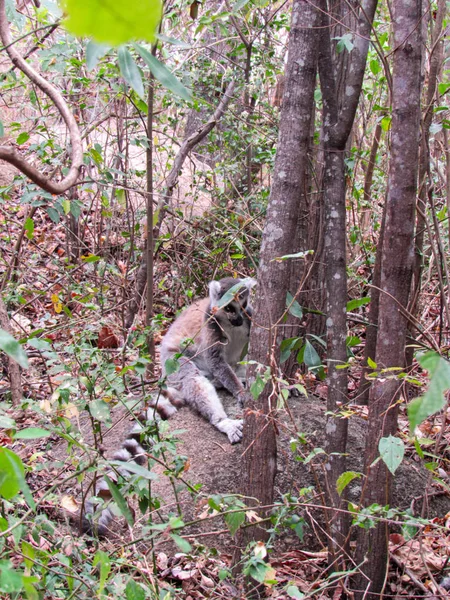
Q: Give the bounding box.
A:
[1,0,450,598]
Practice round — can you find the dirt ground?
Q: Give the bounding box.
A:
[48,392,450,554]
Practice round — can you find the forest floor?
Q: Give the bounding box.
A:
[9,387,450,598]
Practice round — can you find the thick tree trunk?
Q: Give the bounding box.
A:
[235,1,320,593]
[354,1,423,597]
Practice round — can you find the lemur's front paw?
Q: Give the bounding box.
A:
[216,418,243,444]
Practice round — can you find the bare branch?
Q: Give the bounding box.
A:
[0,0,82,194]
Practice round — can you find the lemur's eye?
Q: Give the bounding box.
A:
[224,305,234,313]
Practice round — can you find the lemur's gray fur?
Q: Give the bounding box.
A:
[81,278,255,536]
[151,277,256,444]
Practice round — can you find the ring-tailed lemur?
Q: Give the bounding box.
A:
[150,276,256,444]
[81,277,255,535]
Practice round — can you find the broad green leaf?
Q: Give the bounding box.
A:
[62,0,162,46]
[286,292,303,319]
[110,460,157,480]
[26,338,52,352]
[46,206,60,223]
[93,550,111,593]
[212,278,255,309]
[224,510,245,536]
[250,374,265,400]
[379,435,404,475]
[14,428,51,440]
[103,475,134,526]
[0,121,4,137]
[165,357,180,375]
[16,132,30,145]
[135,44,192,101]
[85,40,109,70]
[0,415,16,428]
[0,564,24,593]
[62,199,71,215]
[0,329,29,368]
[346,297,370,311]
[336,471,361,496]
[381,116,391,131]
[244,560,273,584]
[303,339,321,369]
[234,0,251,10]
[0,448,25,500]
[438,82,450,96]
[118,47,144,98]
[169,533,192,553]
[286,586,305,599]
[125,580,146,600]
[408,352,450,431]
[369,59,381,76]
[89,399,111,422]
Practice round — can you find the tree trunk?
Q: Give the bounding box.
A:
[235,0,320,593]
[354,1,423,596]
[318,0,378,564]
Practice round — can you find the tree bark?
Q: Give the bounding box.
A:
[236,1,320,592]
[354,0,423,596]
[317,0,378,564]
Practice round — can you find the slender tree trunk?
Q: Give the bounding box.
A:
[354,1,423,597]
[318,0,378,564]
[235,2,320,595]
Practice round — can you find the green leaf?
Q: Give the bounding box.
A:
[381,116,391,131]
[304,447,325,465]
[85,40,109,70]
[118,47,144,99]
[224,510,245,536]
[81,254,101,263]
[408,352,450,431]
[234,0,251,10]
[165,357,180,375]
[46,207,60,223]
[16,132,30,145]
[93,550,111,593]
[438,82,450,96]
[334,33,354,53]
[13,428,51,440]
[0,564,24,594]
[379,435,404,475]
[0,329,29,368]
[250,374,265,400]
[303,339,321,370]
[367,356,377,369]
[135,44,192,101]
[0,121,4,137]
[110,460,157,480]
[89,399,111,422]
[62,0,162,46]
[0,415,16,428]
[286,585,305,599]
[0,448,25,500]
[24,217,34,240]
[103,475,134,526]
[169,533,192,553]
[346,297,370,311]
[369,59,381,76]
[286,292,303,319]
[125,580,146,600]
[336,471,361,496]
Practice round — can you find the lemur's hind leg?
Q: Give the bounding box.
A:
[179,373,243,444]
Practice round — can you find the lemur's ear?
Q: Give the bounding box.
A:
[208,280,222,305]
[243,278,257,290]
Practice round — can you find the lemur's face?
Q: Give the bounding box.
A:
[222,291,251,327]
